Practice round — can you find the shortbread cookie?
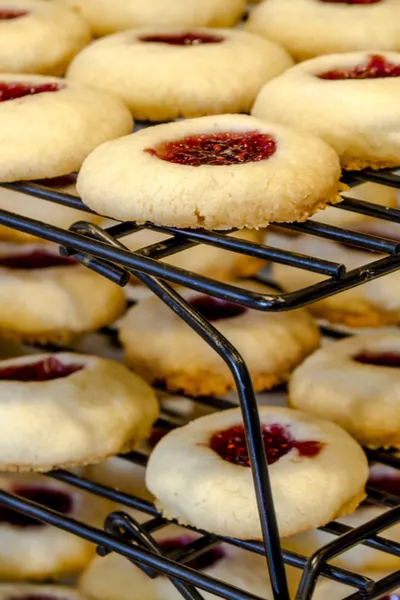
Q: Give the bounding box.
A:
[0,584,87,600]
[67,28,293,121]
[146,406,368,539]
[119,280,320,396]
[302,574,399,600]
[0,472,112,579]
[289,334,400,448]
[246,0,400,61]
[270,232,400,328]
[0,352,158,471]
[0,74,132,182]
[63,0,246,37]
[252,52,400,170]
[77,114,342,229]
[124,228,265,282]
[0,242,126,343]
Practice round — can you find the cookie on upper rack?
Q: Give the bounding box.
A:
[0,74,132,182]
[67,28,293,121]
[146,406,369,539]
[63,0,246,37]
[289,334,400,448]
[0,0,91,75]
[246,0,400,61]
[77,114,342,229]
[0,352,158,471]
[0,584,87,600]
[119,280,320,396]
[0,242,125,343]
[0,472,112,579]
[252,51,400,170]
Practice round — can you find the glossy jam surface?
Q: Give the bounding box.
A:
[189,295,247,321]
[145,131,277,167]
[0,82,62,102]
[138,32,224,45]
[0,9,29,19]
[0,357,83,382]
[159,536,225,570]
[210,424,323,467]
[367,472,400,496]
[0,486,72,527]
[319,54,400,80]
[354,352,400,367]
[0,249,76,270]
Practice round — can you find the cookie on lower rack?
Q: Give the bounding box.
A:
[0,242,125,343]
[289,333,400,448]
[67,28,293,121]
[246,0,400,61]
[0,352,158,471]
[146,406,368,539]
[77,114,342,229]
[0,584,87,600]
[302,574,399,600]
[0,472,112,579]
[252,51,400,170]
[63,0,246,37]
[119,280,320,396]
[0,74,132,182]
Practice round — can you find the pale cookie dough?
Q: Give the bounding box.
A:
[67,28,293,121]
[0,584,88,600]
[0,352,159,471]
[146,406,369,539]
[77,114,342,230]
[0,0,91,75]
[0,74,132,182]
[0,472,112,579]
[300,573,399,600]
[289,333,400,448]
[62,0,246,37]
[246,0,400,61]
[0,242,126,343]
[252,51,400,170]
[119,280,320,396]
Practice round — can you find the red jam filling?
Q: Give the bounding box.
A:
[148,427,170,449]
[319,0,381,4]
[354,353,400,367]
[210,424,323,467]
[11,597,70,600]
[0,82,62,102]
[159,536,225,570]
[319,54,400,80]
[34,173,77,188]
[367,472,400,496]
[0,249,76,270]
[189,295,247,321]
[138,32,224,45]
[0,356,83,382]
[0,486,72,527]
[0,9,29,19]
[145,131,277,167]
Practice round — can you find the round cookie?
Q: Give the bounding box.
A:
[146,406,369,539]
[289,333,400,448]
[0,242,126,343]
[252,51,400,170]
[246,0,400,61]
[63,0,246,37]
[0,584,87,600]
[300,574,399,600]
[119,280,320,396]
[0,73,132,182]
[269,231,400,328]
[0,472,112,579]
[77,114,342,230]
[67,28,293,121]
[0,352,159,471]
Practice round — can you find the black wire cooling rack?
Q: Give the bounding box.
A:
[0,167,400,600]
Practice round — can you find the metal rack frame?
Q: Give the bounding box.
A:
[0,169,399,600]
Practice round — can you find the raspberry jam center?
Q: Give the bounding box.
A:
[0,249,76,269]
[0,357,83,382]
[0,82,62,102]
[159,536,225,570]
[354,352,400,367]
[189,295,247,321]
[145,131,277,167]
[319,54,400,80]
[138,32,224,45]
[0,486,72,527]
[0,9,29,19]
[210,424,323,467]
